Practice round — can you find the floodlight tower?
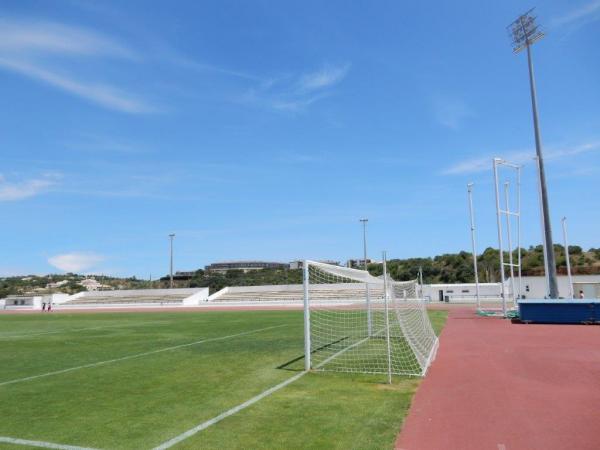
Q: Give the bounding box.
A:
[359,218,369,271]
[169,233,175,289]
[467,183,481,308]
[508,8,559,298]
[360,218,372,335]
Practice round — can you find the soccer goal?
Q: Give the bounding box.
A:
[303,260,439,380]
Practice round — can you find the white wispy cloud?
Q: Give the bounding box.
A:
[63,133,149,154]
[0,173,60,201]
[0,18,155,113]
[298,63,351,92]
[0,57,155,113]
[238,63,350,112]
[0,18,136,58]
[168,55,262,82]
[431,96,474,130]
[275,152,323,164]
[551,0,600,27]
[443,140,600,175]
[48,252,105,273]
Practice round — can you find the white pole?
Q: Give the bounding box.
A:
[493,159,507,316]
[169,233,175,289]
[383,251,392,384]
[517,166,523,301]
[303,261,311,371]
[418,266,424,298]
[534,156,551,298]
[467,183,481,309]
[562,217,574,299]
[504,182,517,307]
[360,219,372,336]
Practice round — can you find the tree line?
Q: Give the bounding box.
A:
[2,245,599,297]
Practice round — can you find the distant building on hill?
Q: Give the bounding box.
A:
[346,258,377,269]
[46,280,69,289]
[78,278,112,291]
[205,261,288,273]
[289,260,341,270]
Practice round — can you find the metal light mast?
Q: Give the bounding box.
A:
[467,183,481,308]
[562,217,574,299]
[360,218,369,271]
[508,8,559,298]
[169,233,175,289]
[360,218,372,335]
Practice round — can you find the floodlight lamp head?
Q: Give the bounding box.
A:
[507,8,544,53]
[359,218,368,223]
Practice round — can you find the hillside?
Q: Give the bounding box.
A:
[2,245,599,298]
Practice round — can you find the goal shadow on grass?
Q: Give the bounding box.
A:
[276,336,350,372]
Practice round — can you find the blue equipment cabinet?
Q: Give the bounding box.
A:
[518,300,600,324]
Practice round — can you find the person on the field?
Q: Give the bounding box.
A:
[42,302,46,312]
[47,301,52,312]
[579,290,585,299]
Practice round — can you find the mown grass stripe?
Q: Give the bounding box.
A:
[0,321,169,340]
[153,329,366,449]
[0,436,98,450]
[0,325,285,388]
[152,370,307,450]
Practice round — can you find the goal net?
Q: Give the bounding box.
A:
[303,260,438,377]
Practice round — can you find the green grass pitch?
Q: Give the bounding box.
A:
[0,309,446,449]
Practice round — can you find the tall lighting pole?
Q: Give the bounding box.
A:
[360,218,369,271]
[508,9,559,298]
[169,233,175,289]
[467,183,481,309]
[562,217,574,299]
[360,218,372,336]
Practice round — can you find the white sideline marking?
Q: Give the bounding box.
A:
[153,332,370,449]
[0,436,98,450]
[152,370,307,450]
[0,325,285,388]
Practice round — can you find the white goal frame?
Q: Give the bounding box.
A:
[303,258,439,381]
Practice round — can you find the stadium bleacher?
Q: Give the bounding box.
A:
[209,283,386,303]
[61,288,205,306]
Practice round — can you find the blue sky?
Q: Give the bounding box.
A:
[0,0,599,277]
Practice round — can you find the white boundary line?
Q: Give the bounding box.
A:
[0,436,98,450]
[0,325,285,388]
[153,330,368,449]
[152,370,307,450]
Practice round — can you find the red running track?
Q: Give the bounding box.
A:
[396,308,600,450]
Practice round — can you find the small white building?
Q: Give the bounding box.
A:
[46,280,69,289]
[289,260,341,270]
[520,274,600,299]
[78,278,111,291]
[422,283,502,303]
[420,274,600,303]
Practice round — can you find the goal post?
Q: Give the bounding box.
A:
[302,259,439,378]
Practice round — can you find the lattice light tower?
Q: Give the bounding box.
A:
[508,8,558,298]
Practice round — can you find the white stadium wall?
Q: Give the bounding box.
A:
[422,283,502,303]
